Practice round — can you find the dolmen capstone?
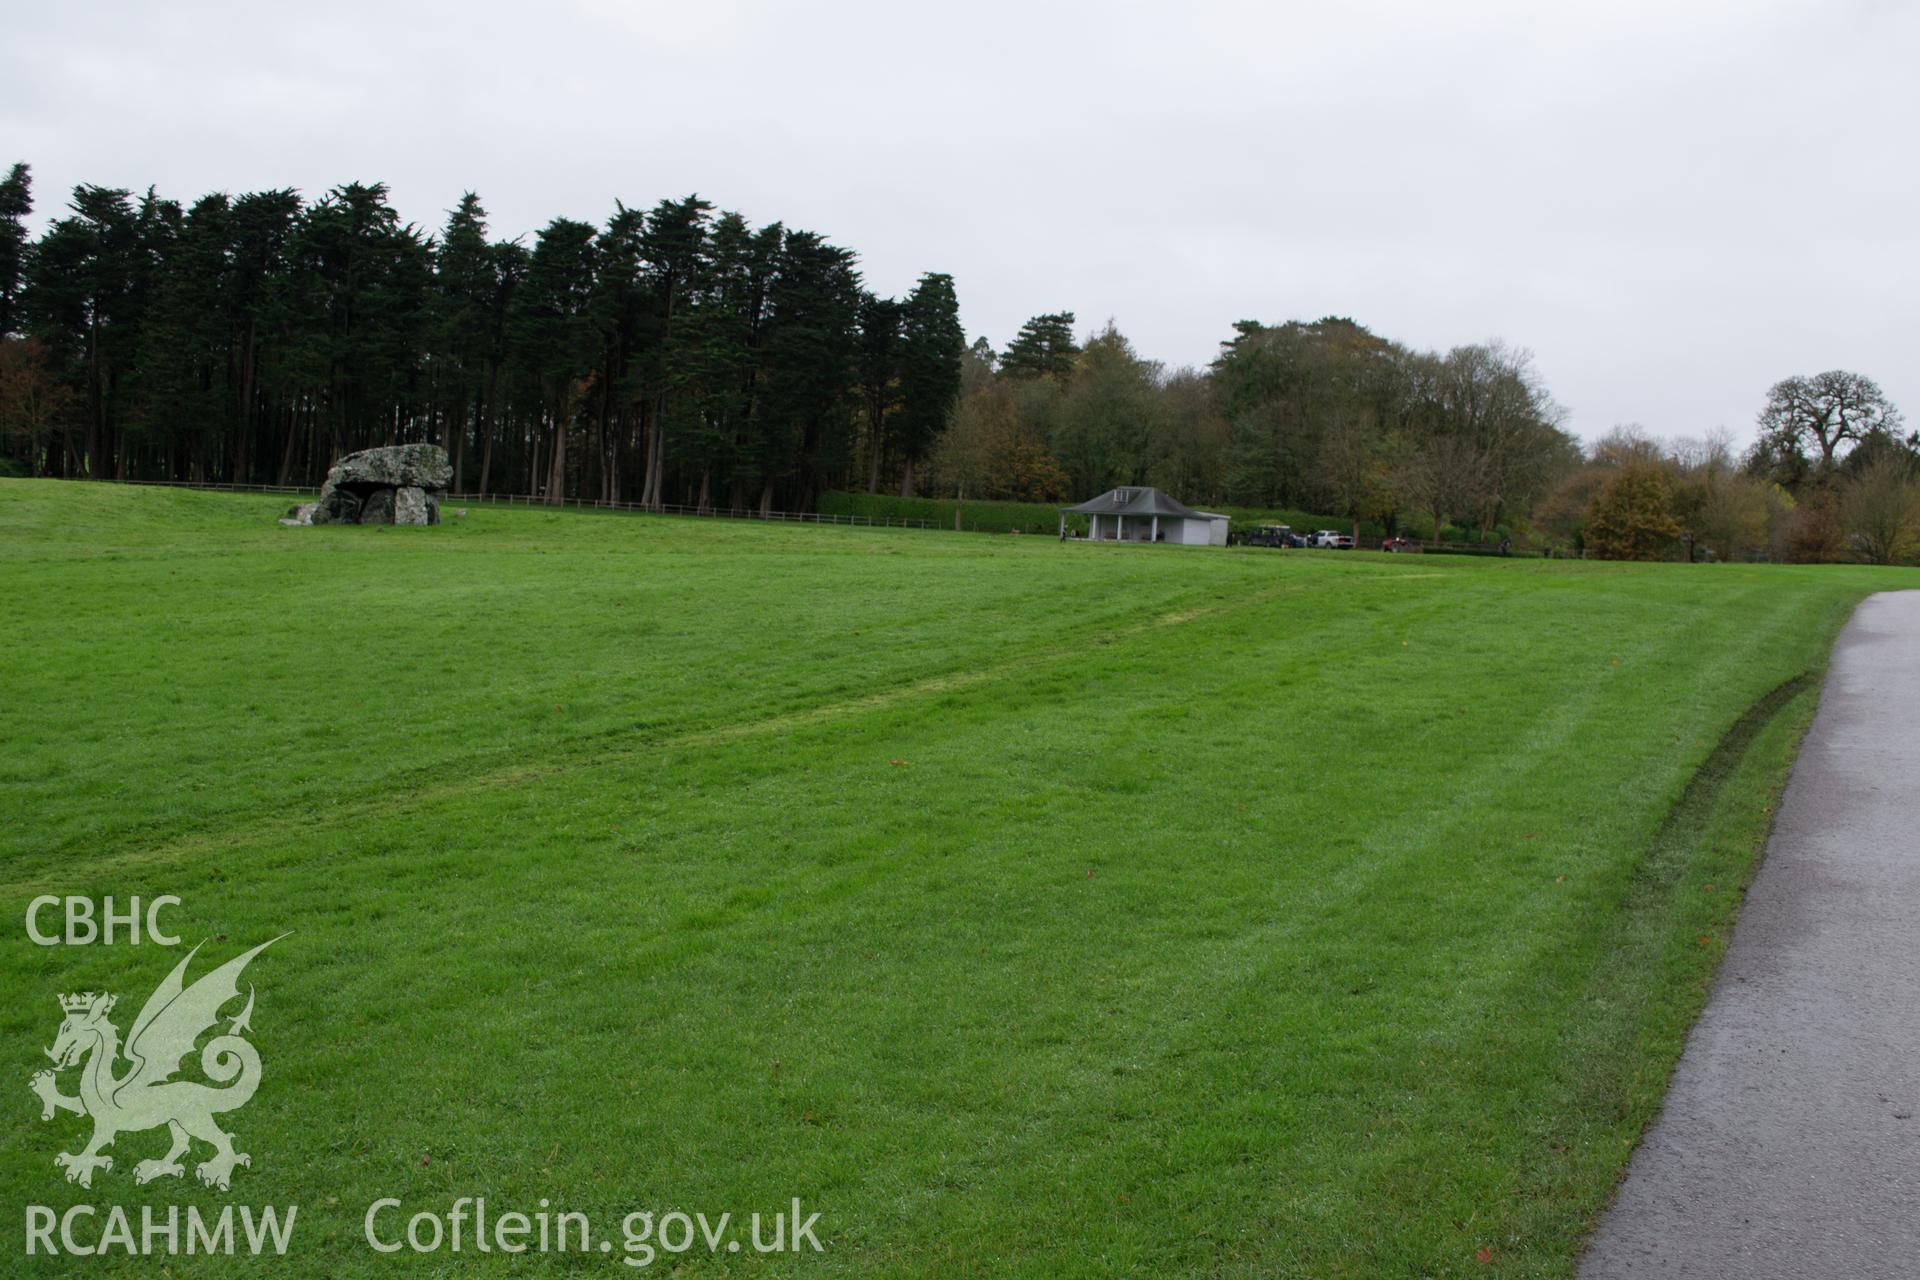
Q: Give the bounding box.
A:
[294,444,452,526]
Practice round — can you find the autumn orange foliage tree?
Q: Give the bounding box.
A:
[0,337,75,476]
[1584,461,1683,560]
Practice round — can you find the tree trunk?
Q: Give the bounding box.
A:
[548,387,576,506]
[637,413,656,508]
[446,387,469,493]
[645,414,666,510]
[304,402,319,484]
[530,418,543,498]
[899,457,914,498]
[231,330,255,485]
[609,407,624,504]
[595,380,613,504]
[479,362,502,496]
[84,315,101,479]
[276,408,298,487]
[235,321,258,484]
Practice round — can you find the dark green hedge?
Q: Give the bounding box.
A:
[817,492,1051,533]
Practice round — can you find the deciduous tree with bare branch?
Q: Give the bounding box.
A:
[1756,371,1903,473]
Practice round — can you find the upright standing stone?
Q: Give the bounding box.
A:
[359,488,396,524]
[393,486,429,525]
[310,489,363,525]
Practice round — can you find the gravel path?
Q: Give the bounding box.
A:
[1581,590,1920,1278]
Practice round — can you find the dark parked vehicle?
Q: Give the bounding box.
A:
[1244,523,1292,548]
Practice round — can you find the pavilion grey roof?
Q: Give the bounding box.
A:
[1063,486,1211,518]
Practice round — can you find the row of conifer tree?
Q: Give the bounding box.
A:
[0,164,965,511]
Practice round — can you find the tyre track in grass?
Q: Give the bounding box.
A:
[866,586,1806,1272]
[1,571,1391,896]
[1580,590,1920,1278]
[1476,666,1822,1271]
[0,563,1830,1275]
[539,572,1792,1273]
[1611,671,1814,917]
[741,574,1821,1274]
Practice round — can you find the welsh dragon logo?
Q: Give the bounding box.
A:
[28,937,284,1190]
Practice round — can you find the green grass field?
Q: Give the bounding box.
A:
[2,480,1914,1277]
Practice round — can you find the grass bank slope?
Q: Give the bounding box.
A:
[2,480,1913,1277]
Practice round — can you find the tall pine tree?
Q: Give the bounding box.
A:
[509,218,599,504]
[0,163,31,339]
[998,311,1078,381]
[893,272,963,496]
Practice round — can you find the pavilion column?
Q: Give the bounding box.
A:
[1117,515,1125,541]
[1151,515,1159,543]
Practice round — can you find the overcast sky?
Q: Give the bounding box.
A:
[4,0,1913,444]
